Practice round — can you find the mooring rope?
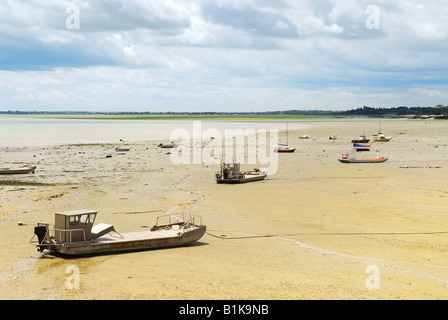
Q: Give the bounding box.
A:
[206,230,448,240]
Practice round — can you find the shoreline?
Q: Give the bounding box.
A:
[0,113,433,121]
[1,118,448,299]
[0,115,426,149]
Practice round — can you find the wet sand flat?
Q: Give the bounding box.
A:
[0,118,447,300]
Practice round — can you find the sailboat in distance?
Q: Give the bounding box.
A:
[275,121,296,153]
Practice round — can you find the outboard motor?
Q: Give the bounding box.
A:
[34,225,48,252]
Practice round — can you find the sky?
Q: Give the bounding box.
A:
[0,0,447,112]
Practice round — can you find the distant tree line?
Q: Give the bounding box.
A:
[340,105,448,117]
[1,104,447,118]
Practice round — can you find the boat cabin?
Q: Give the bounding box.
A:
[218,162,244,180]
[53,209,115,244]
[54,210,97,243]
[341,149,357,160]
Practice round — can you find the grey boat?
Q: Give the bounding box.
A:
[158,142,178,148]
[0,165,36,175]
[215,162,267,184]
[30,210,206,256]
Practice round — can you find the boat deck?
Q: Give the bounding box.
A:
[92,229,181,243]
[55,225,206,255]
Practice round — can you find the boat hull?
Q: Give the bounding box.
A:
[338,157,388,163]
[352,139,370,143]
[275,148,296,153]
[0,165,36,175]
[158,143,178,148]
[353,147,370,151]
[353,144,371,151]
[48,225,206,256]
[373,134,392,142]
[216,175,267,184]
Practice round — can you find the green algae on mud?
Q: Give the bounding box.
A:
[0,180,56,187]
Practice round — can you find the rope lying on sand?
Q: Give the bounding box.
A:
[112,210,163,215]
[206,230,448,240]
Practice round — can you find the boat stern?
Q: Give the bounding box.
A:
[30,223,55,253]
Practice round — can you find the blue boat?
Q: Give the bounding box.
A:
[353,143,370,151]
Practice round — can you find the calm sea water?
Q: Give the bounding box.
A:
[0,116,311,148]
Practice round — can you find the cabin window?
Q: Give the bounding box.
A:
[89,213,96,224]
[69,216,79,225]
[80,214,90,224]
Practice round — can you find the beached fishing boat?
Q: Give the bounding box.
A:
[299,135,310,139]
[329,134,338,140]
[338,149,388,163]
[352,143,371,151]
[351,134,370,144]
[216,162,267,184]
[0,165,36,175]
[373,134,392,142]
[30,210,206,256]
[372,129,392,142]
